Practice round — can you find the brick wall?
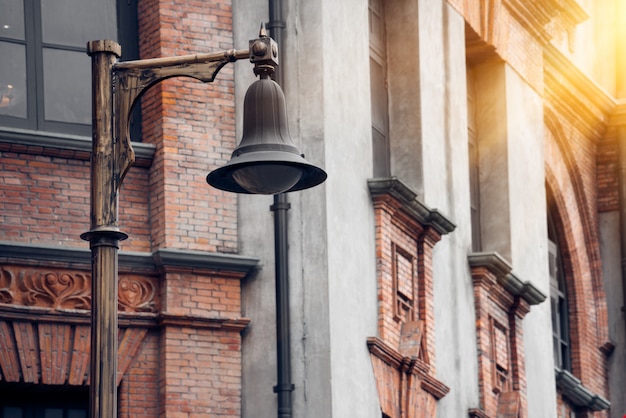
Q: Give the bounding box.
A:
[0,150,151,251]
[0,1,248,417]
[138,0,238,253]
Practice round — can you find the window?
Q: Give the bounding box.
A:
[369,0,390,178]
[0,0,138,136]
[548,215,571,371]
[467,68,482,252]
[0,384,88,418]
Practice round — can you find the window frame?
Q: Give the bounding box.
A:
[548,216,572,372]
[0,0,138,138]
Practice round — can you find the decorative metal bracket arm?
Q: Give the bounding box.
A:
[111,48,250,193]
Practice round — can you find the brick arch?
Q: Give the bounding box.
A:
[546,167,606,402]
[545,170,591,377]
[544,108,609,348]
[0,320,147,387]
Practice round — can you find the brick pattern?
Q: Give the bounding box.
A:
[369,351,438,418]
[161,272,241,318]
[160,327,242,417]
[1,0,247,416]
[119,331,160,417]
[456,0,545,92]
[0,261,248,417]
[545,125,611,413]
[369,190,448,417]
[0,151,151,252]
[471,266,529,418]
[137,0,238,253]
[596,134,618,212]
[0,318,146,388]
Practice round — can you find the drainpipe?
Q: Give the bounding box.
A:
[619,126,626,334]
[267,1,295,417]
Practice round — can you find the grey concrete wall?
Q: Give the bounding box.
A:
[503,65,555,418]
[417,3,481,416]
[235,0,380,416]
[476,61,555,416]
[600,211,626,417]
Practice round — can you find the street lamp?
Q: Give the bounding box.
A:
[206,46,327,194]
[82,26,325,418]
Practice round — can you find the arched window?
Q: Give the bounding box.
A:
[548,213,571,372]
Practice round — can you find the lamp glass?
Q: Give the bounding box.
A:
[232,164,302,194]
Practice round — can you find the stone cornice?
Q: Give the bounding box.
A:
[367,337,450,400]
[544,43,616,142]
[468,252,547,305]
[0,241,259,276]
[555,368,610,411]
[503,0,588,43]
[0,127,156,167]
[368,177,456,235]
[608,100,626,127]
[0,304,251,332]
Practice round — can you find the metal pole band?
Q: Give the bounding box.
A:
[273,384,295,393]
[87,40,122,57]
[81,227,128,244]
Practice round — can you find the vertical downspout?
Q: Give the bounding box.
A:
[619,126,626,333]
[268,1,294,417]
[617,0,626,347]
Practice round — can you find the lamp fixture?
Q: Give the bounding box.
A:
[206,29,326,194]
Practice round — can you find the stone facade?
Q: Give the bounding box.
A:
[1,0,625,417]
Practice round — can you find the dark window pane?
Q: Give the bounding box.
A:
[41,0,117,47]
[3,407,24,418]
[68,409,87,418]
[44,408,63,418]
[43,48,90,124]
[0,0,25,40]
[0,41,27,118]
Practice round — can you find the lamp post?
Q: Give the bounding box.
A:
[83,26,325,418]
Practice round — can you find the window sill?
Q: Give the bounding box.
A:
[0,127,155,167]
[555,368,610,411]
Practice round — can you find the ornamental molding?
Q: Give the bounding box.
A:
[368,177,456,235]
[0,318,148,386]
[503,0,588,43]
[0,265,158,313]
[468,252,546,306]
[544,43,616,143]
[367,337,450,400]
[0,241,259,276]
[555,368,610,411]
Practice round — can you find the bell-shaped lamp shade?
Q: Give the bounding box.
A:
[207,76,326,194]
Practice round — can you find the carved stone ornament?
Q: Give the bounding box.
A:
[118,276,157,312]
[21,271,91,310]
[0,265,158,313]
[0,267,14,304]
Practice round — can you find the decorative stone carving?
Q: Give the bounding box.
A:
[0,264,158,312]
[0,267,14,304]
[21,271,90,310]
[118,276,157,313]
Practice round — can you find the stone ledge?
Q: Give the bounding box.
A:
[0,127,155,167]
[555,368,610,411]
[0,241,259,276]
[468,252,547,305]
[368,177,456,235]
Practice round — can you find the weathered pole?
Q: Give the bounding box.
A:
[83,40,129,418]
